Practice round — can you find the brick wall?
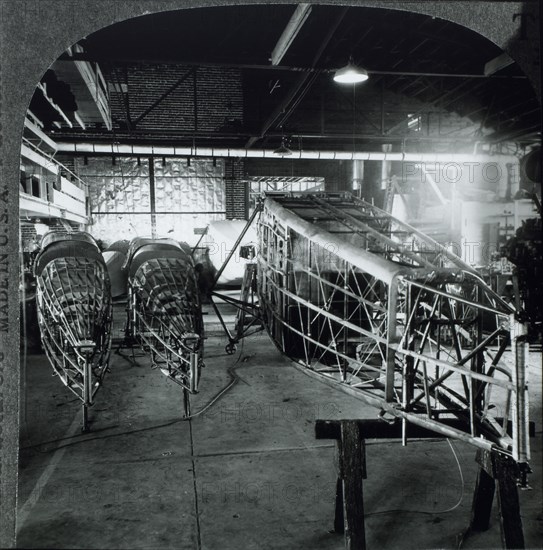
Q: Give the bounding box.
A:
[107,64,243,138]
[20,223,37,244]
[225,158,246,219]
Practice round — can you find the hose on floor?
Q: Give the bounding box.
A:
[183,337,247,420]
[22,338,251,453]
[365,438,465,518]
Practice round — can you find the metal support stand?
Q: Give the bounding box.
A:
[82,355,92,432]
[82,404,89,433]
[315,419,533,550]
[211,262,263,354]
[208,203,264,354]
[183,387,191,419]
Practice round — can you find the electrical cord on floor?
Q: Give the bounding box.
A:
[365,438,465,517]
[22,338,251,453]
[456,526,471,550]
[183,337,247,420]
[21,417,186,454]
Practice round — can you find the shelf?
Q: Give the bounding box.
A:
[19,192,88,224]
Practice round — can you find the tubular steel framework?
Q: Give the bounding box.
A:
[257,193,530,468]
[125,238,204,415]
[35,231,113,430]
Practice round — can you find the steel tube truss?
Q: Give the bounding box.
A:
[125,238,204,415]
[209,204,265,354]
[211,262,263,354]
[257,193,530,467]
[35,231,113,431]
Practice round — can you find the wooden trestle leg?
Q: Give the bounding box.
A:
[316,419,532,550]
[336,421,367,549]
[470,449,525,549]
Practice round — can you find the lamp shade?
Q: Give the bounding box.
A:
[274,138,293,156]
[333,61,369,84]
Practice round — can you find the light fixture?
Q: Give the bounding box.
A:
[333,57,369,84]
[274,137,293,156]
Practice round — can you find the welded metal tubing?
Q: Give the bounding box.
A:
[406,279,511,317]
[309,194,436,269]
[264,198,407,286]
[385,277,398,402]
[212,203,262,286]
[510,316,530,463]
[397,347,514,390]
[190,352,198,393]
[259,194,529,462]
[263,273,388,344]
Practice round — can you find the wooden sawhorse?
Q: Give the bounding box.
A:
[315,419,533,550]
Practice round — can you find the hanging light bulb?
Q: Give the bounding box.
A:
[333,56,369,84]
[274,136,293,156]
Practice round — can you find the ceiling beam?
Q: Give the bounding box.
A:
[271,4,312,66]
[487,124,541,143]
[61,53,526,80]
[384,79,486,136]
[36,83,73,128]
[245,7,349,148]
[484,52,514,76]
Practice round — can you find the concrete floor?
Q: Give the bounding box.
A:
[17,304,542,549]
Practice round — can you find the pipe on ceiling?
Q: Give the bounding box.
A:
[55,142,491,163]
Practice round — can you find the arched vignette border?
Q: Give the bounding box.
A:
[0,1,540,546]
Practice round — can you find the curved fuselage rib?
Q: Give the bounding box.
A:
[34,231,113,425]
[257,193,530,465]
[125,237,204,393]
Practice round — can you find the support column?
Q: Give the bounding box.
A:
[149,157,156,238]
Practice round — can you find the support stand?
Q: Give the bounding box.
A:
[211,262,263,355]
[183,387,191,419]
[469,449,526,549]
[82,404,89,433]
[315,419,533,550]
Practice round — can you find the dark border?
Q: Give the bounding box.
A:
[0,1,540,546]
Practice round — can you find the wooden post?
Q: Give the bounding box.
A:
[338,421,367,549]
[470,449,525,549]
[494,454,525,549]
[470,462,495,531]
[334,476,345,534]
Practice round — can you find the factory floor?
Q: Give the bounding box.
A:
[17,303,542,550]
